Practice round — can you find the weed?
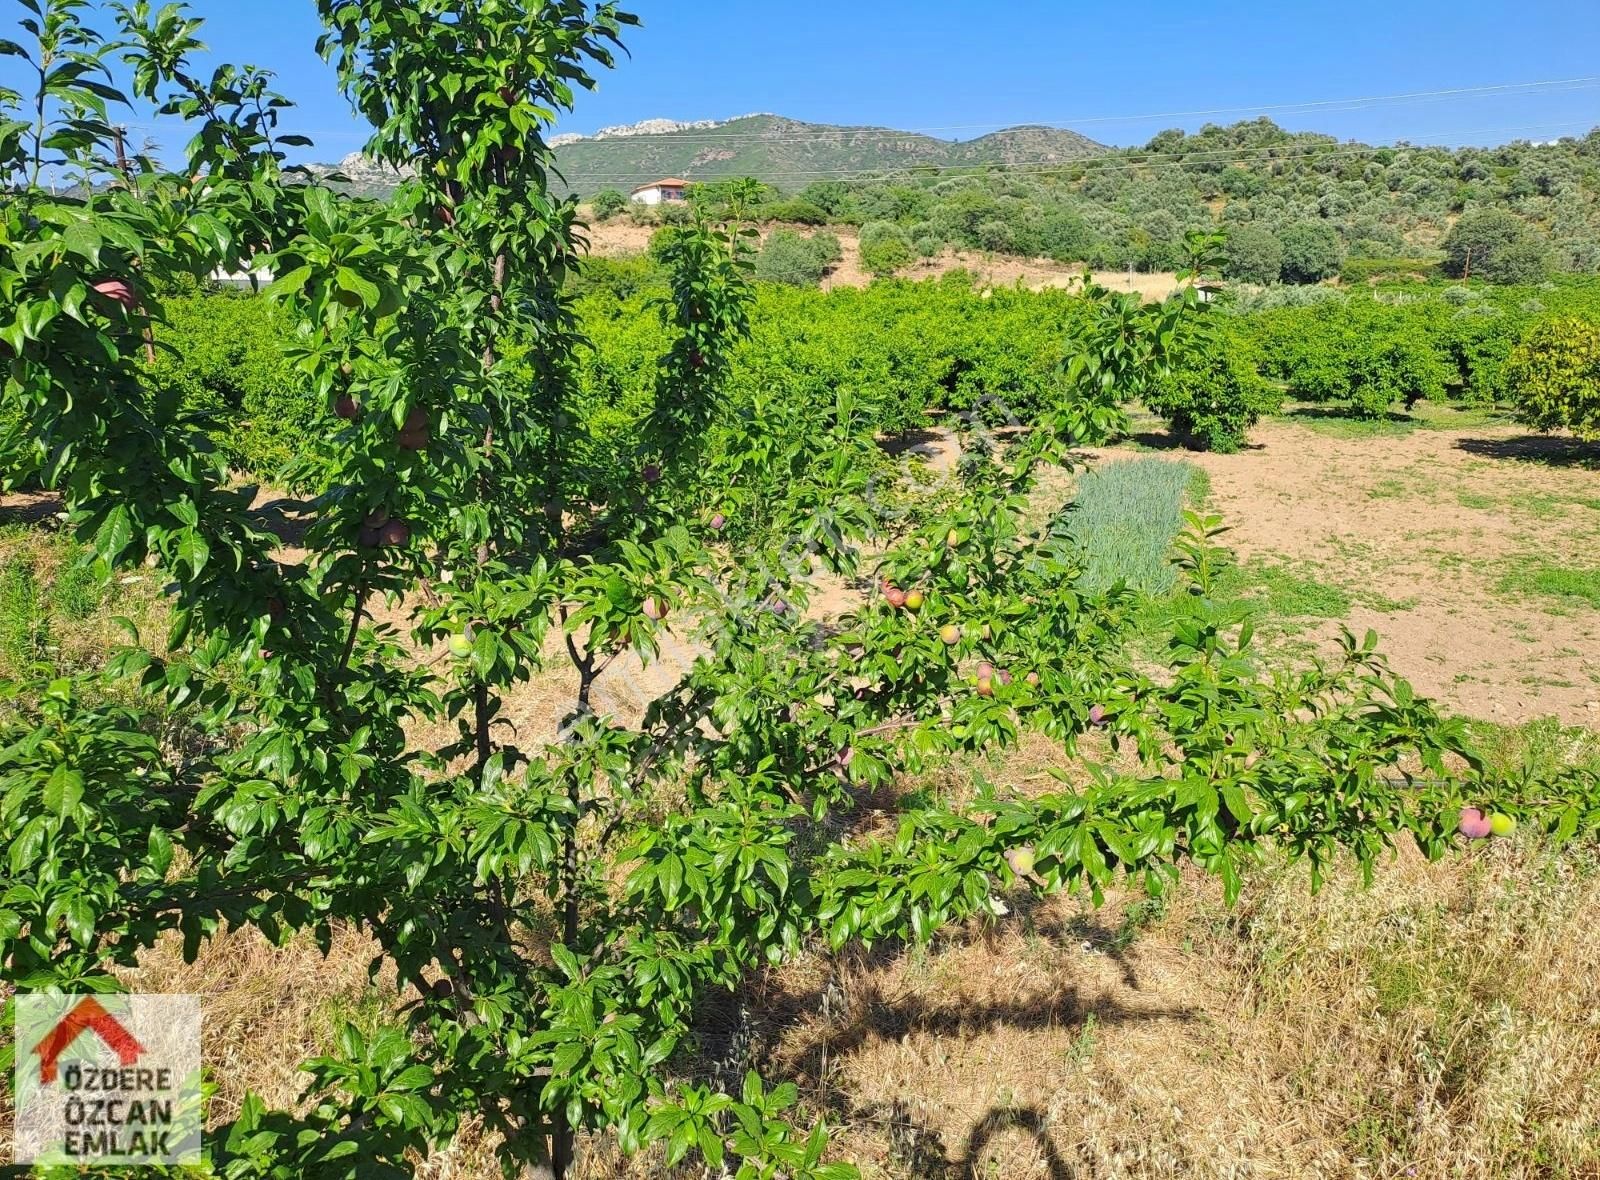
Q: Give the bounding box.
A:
[1498,562,1600,610]
[1465,716,1600,779]
[1238,562,1351,617]
[1110,892,1170,951]
[0,526,103,675]
[1065,1013,1098,1066]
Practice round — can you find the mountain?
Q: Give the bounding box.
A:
[305,115,1106,198]
[301,152,413,199]
[548,114,1107,196]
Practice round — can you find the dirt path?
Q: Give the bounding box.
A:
[1096,417,1600,727]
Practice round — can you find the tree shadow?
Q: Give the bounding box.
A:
[767,913,1196,1113]
[249,492,315,548]
[846,1098,1096,1178]
[0,489,65,528]
[878,428,952,460]
[1282,405,1413,425]
[1125,429,1266,454]
[1126,430,1189,452]
[1454,434,1600,470]
[962,1104,1085,1179]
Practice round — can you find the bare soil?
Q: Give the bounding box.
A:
[1093,414,1600,727]
[581,218,1182,299]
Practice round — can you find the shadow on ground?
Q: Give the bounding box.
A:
[849,1099,1092,1179]
[1455,434,1600,469]
[1282,406,1415,426]
[0,489,64,528]
[684,892,1197,1178]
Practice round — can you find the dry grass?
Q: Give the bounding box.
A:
[80,839,1599,1179]
[8,440,1600,1178]
[750,841,1600,1179]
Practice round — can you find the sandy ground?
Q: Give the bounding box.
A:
[581,217,1182,299]
[1093,416,1600,727]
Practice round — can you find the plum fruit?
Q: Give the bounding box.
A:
[1457,807,1492,840]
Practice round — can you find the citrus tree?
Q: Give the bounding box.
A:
[4,3,1598,1179]
[1505,315,1600,438]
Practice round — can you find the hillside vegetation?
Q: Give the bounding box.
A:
[583,116,1600,283]
[550,113,1106,196]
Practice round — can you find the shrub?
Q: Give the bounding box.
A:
[754,228,832,287]
[858,220,916,276]
[1038,208,1094,263]
[1225,224,1284,285]
[1505,316,1600,437]
[798,179,854,217]
[809,229,843,266]
[564,252,663,300]
[762,198,829,226]
[1444,208,1551,285]
[1279,220,1345,283]
[1243,295,1450,416]
[1338,257,1442,285]
[589,188,628,220]
[1438,304,1525,402]
[656,199,694,226]
[1144,327,1282,451]
[1344,322,1451,416]
[145,293,315,477]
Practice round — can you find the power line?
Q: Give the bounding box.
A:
[552,76,1600,144]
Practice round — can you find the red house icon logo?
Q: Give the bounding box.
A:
[32,997,146,1083]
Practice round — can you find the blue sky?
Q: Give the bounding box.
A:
[91,0,1600,164]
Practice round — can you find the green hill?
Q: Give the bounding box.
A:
[549,114,1106,196]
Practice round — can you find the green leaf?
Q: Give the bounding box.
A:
[92,504,134,566]
[43,764,84,817]
[62,219,103,265]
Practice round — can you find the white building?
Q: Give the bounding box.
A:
[630,177,688,206]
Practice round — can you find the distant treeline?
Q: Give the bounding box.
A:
[588,118,1600,285]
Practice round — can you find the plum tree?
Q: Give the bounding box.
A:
[2,6,1594,1180]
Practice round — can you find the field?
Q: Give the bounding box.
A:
[7,396,1600,1177]
[8,6,1600,1178]
[1109,406,1600,727]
